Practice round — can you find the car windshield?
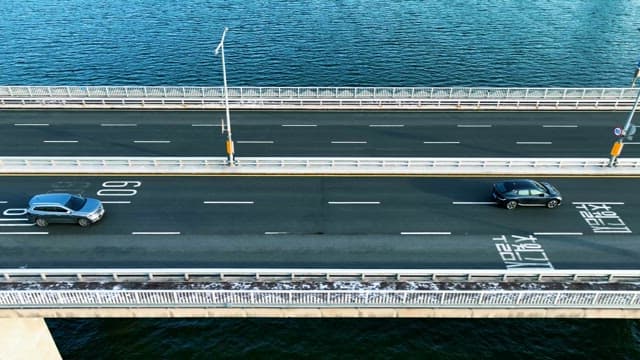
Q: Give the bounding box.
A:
[65,195,86,211]
[531,181,547,192]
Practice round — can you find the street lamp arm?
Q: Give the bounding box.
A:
[215,27,228,56]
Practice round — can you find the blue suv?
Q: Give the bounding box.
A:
[27,193,105,227]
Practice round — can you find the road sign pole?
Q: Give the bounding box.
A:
[609,85,640,167]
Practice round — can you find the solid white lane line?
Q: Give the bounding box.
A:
[400,232,451,235]
[281,124,317,127]
[328,201,380,205]
[204,201,254,204]
[101,201,131,204]
[423,141,461,144]
[14,123,49,126]
[0,232,47,235]
[133,140,171,143]
[452,201,496,205]
[0,223,34,227]
[369,124,405,127]
[192,124,220,127]
[265,232,289,235]
[43,140,78,143]
[516,141,552,145]
[131,232,181,235]
[457,124,492,128]
[572,202,625,205]
[534,232,583,236]
[237,141,274,144]
[100,123,137,127]
[331,141,367,144]
[542,125,578,128]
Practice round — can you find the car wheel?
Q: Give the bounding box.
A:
[547,199,560,209]
[505,200,518,210]
[78,218,91,227]
[35,218,48,227]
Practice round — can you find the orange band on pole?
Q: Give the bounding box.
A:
[610,142,624,157]
[226,140,235,155]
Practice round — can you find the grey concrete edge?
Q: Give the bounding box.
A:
[2,307,640,319]
[0,104,633,111]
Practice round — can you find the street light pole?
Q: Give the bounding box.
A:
[215,27,235,166]
[609,61,640,167]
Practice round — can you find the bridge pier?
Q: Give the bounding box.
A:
[0,318,61,360]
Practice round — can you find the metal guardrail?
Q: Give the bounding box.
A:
[1,86,638,110]
[2,268,639,283]
[2,269,640,310]
[1,289,639,309]
[1,157,639,175]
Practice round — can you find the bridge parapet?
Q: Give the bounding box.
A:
[0,86,637,110]
[2,269,640,318]
[1,156,639,175]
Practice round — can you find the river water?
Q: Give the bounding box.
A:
[2,0,640,358]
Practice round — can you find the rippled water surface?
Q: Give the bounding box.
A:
[1,0,640,87]
[4,0,640,358]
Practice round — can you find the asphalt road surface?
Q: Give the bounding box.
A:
[0,110,636,157]
[0,175,637,269]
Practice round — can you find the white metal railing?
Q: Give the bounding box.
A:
[1,289,639,309]
[2,268,639,283]
[1,86,638,110]
[1,157,639,175]
[3,269,639,309]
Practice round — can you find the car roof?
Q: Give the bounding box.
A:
[499,179,539,191]
[29,193,75,205]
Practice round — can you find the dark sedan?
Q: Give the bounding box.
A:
[491,179,562,210]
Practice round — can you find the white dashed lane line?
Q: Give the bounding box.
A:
[237,141,274,144]
[452,201,496,205]
[369,124,404,127]
[0,216,33,226]
[400,232,451,235]
[131,232,181,235]
[281,124,317,127]
[192,124,220,127]
[43,140,78,143]
[542,125,578,128]
[423,141,460,144]
[328,201,380,205]
[101,123,137,127]
[14,123,49,126]
[0,201,7,204]
[533,232,583,236]
[516,141,552,145]
[101,201,131,204]
[0,232,47,235]
[133,140,171,144]
[265,232,289,235]
[204,201,254,204]
[457,124,492,128]
[331,141,367,144]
